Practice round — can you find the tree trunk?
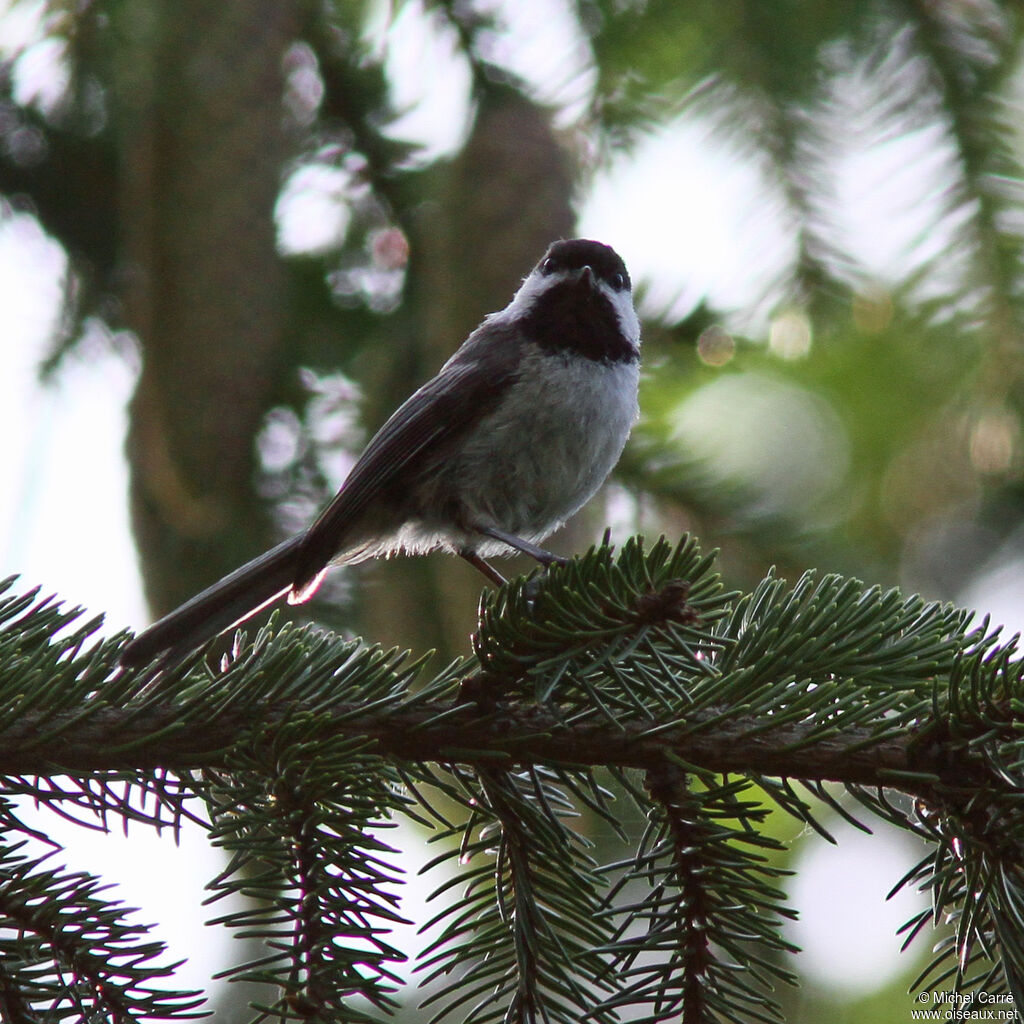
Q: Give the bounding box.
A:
[117,0,297,618]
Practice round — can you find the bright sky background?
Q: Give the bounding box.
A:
[3,0,1019,1010]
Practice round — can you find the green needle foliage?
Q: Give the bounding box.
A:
[0,809,203,1022]
[595,766,797,1024]
[202,722,411,1021]
[0,533,1022,1022]
[412,764,618,1024]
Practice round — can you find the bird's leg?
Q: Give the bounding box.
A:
[470,525,569,568]
[458,548,508,586]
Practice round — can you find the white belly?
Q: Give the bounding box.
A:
[435,349,639,549]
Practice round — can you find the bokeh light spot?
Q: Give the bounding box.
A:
[769,308,812,359]
[696,325,736,366]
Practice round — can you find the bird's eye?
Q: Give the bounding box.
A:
[541,257,556,275]
[611,272,626,291]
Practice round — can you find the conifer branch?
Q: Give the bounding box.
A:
[0,696,944,790]
[0,535,1022,1023]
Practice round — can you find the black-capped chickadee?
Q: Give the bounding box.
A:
[120,239,641,667]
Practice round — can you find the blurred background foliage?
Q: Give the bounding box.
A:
[2,0,1024,1020]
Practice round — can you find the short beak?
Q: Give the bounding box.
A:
[579,265,595,288]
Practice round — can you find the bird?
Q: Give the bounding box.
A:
[119,238,641,667]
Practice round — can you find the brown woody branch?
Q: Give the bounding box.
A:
[0,698,938,795]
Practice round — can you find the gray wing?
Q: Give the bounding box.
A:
[292,330,521,586]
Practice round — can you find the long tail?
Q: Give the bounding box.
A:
[119,535,306,668]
